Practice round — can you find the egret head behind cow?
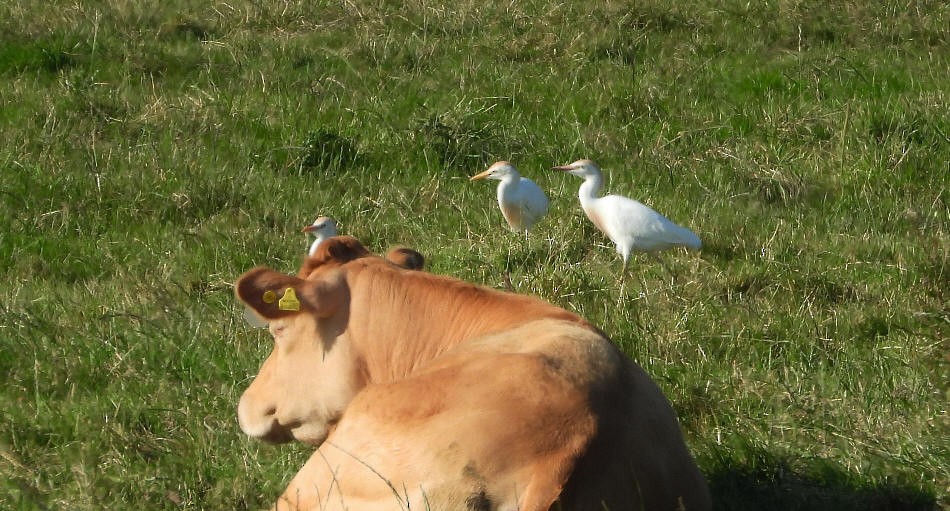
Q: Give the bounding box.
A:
[235,236,371,445]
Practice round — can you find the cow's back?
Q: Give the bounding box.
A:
[489,319,710,510]
[559,342,711,510]
[447,319,711,510]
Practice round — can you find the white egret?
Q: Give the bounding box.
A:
[470,161,549,238]
[301,216,338,256]
[553,159,701,273]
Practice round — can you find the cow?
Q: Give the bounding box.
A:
[235,236,710,511]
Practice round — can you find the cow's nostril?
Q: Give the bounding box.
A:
[264,406,277,417]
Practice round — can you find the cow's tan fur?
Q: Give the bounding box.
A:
[235,236,710,510]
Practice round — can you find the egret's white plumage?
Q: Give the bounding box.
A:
[470,161,549,236]
[301,216,338,256]
[553,159,701,271]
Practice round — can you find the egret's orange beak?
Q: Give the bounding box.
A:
[469,169,492,181]
[302,225,317,233]
[551,164,576,172]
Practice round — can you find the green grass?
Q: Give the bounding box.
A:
[1,1,947,509]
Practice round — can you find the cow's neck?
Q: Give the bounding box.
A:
[343,264,579,383]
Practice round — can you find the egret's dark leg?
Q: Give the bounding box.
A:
[503,242,515,292]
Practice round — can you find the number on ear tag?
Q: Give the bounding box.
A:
[278,288,300,311]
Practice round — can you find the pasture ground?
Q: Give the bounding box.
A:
[1,1,947,509]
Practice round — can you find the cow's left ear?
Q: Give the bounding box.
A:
[236,267,348,320]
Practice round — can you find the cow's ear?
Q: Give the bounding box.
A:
[385,246,425,270]
[236,267,348,319]
[236,268,308,320]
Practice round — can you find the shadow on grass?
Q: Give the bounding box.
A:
[706,452,938,511]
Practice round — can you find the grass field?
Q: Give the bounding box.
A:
[1,1,947,509]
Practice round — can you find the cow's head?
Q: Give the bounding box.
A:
[234,236,372,445]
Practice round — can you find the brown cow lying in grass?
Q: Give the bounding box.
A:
[235,236,710,510]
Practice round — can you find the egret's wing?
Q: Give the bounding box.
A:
[518,178,550,223]
[601,194,695,251]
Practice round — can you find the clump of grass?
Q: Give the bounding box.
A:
[297,128,361,174]
[413,112,498,172]
[0,39,78,75]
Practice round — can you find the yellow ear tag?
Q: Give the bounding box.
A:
[278,287,300,311]
[262,290,277,304]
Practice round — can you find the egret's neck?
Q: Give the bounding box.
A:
[496,175,518,197]
[577,174,603,208]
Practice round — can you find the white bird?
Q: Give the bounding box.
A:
[301,216,338,256]
[470,161,549,237]
[552,159,701,273]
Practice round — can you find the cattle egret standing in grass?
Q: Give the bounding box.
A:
[302,216,338,256]
[553,159,701,274]
[470,161,549,238]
